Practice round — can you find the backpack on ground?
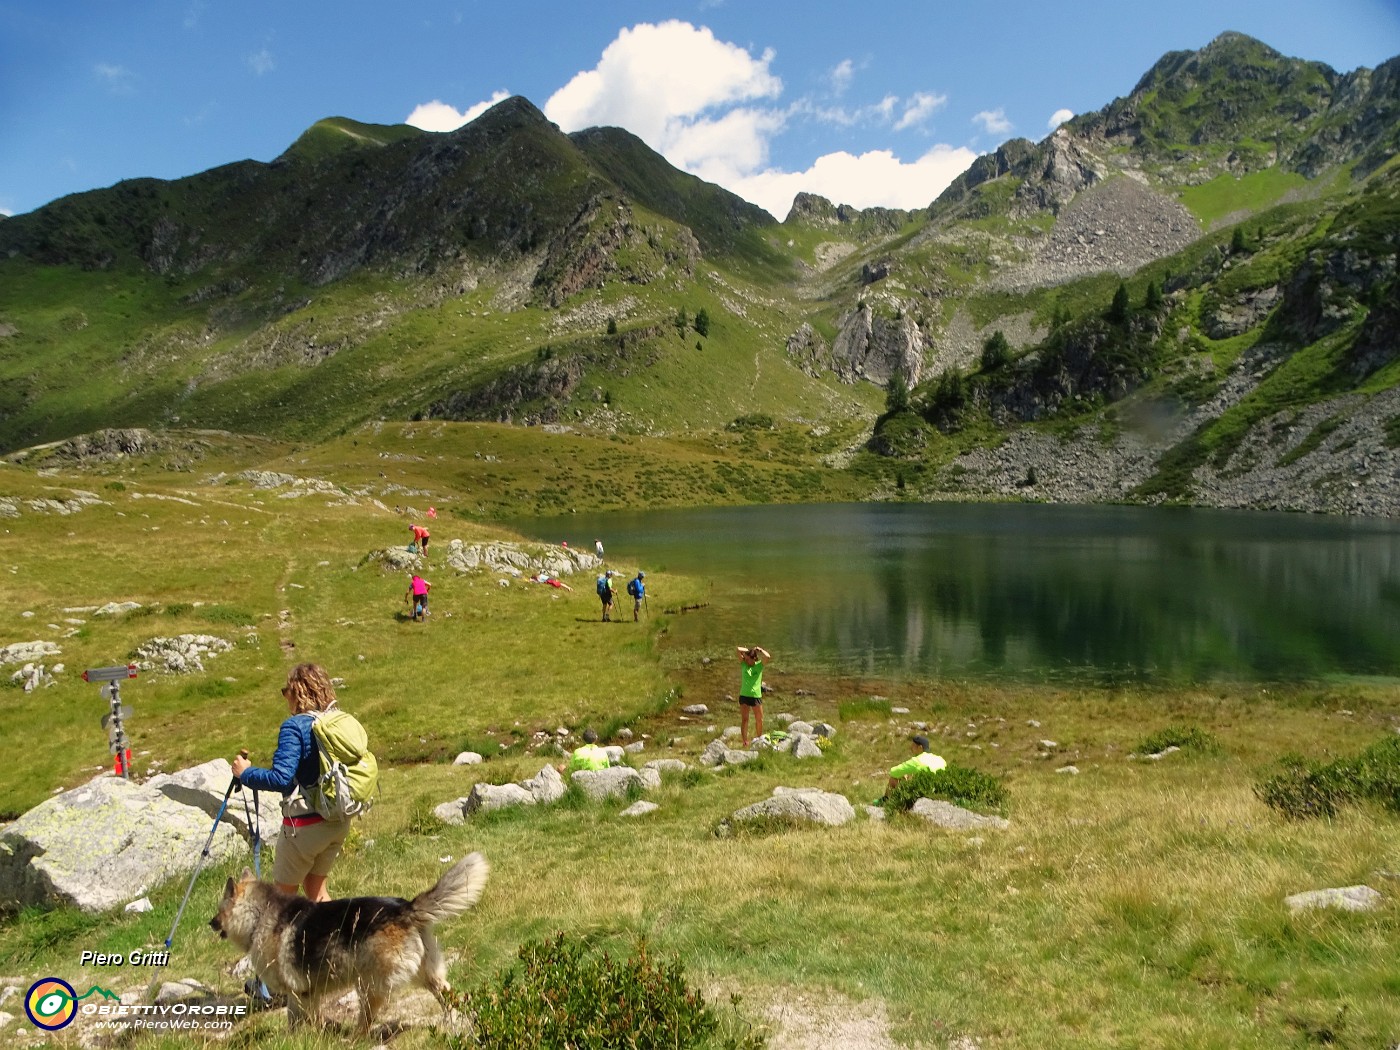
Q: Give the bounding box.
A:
[307,708,379,820]
[596,575,609,598]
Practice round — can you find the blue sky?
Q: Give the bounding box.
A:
[2,1,1398,221]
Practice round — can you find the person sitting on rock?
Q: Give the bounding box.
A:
[885,734,947,799]
[559,728,611,774]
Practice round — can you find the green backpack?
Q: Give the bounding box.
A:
[308,708,379,820]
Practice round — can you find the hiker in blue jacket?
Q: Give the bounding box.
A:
[626,571,646,621]
[232,663,348,902]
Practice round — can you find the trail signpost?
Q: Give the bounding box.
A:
[83,664,138,777]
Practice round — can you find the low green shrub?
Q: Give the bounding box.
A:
[886,763,1008,813]
[201,604,255,626]
[1255,736,1400,819]
[446,933,765,1050]
[403,793,443,836]
[1135,724,1219,755]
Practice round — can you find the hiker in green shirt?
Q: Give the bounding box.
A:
[736,645,771,747]
[561,728,611,774]
[886,734,947,797]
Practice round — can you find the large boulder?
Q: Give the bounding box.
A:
[787,734,823,759]
[909,799,1010,830]
[522,765,565,804]
[463,782,535,816]
[434,799,469,826]
[146,759,283,844]
[643,759,689,775]
[571,766,648,801]
[726,787,856,829]
[0,777,242,912]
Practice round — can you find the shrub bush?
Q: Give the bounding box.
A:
[1134,724,1219,756]
[1255,736,1400,819]
[887,763,1008,813]
[446,933,765,1050]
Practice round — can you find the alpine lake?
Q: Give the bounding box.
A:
[509,501,1400,685]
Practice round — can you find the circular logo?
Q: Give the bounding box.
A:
[25,978,78,1030]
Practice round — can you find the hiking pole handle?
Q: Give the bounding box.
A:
[233,749,248,790]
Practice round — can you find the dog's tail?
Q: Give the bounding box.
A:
[409,852,489,927]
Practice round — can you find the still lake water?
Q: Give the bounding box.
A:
[509,503,1400,683]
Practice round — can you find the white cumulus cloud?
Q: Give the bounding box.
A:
[894,91,947,131]
[1047,108,1074,129]
[406,91,512,132]
[544,20,782,143]
[730,143,978,219]
[972,108,1013,136]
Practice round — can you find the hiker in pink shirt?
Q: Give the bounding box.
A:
[406,575,431,621]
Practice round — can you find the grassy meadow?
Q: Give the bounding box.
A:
[1,428,1398,1049]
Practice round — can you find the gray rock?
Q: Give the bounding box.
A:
[1039,740,1058,750]
[147,759,282,844]
[638,767,662,791]
[93,602,142,617]
[623,741,645,754]
[788,735,824,759]
[728,787,855,828]
[909,799,1010,831]
[643,759,689,774]
[602,745,625,765]
[788,720,814,736]
[522,764,565,804]
[681,704,709,715]
[571,766,647,801]
[452,751,483,766]
[0,777,242,912]
[620,801,659,818]
[1056,766,1080,775]
[891,707,910,715]
[723,749,759,766]
[862,805,888,821]
[723,726,742,739]
[463,781,535,816]
[774,713,795,725]
[812,722,836,738]
[0,641,62,666]
[433,799,468,826]
[699,739,730,767]
[1284,885,1382,913]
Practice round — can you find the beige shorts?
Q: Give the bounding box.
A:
[271,818,349,885]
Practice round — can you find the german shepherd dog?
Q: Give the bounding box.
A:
[210,853,488,1031]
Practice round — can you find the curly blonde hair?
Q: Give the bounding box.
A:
[282,663,337,714]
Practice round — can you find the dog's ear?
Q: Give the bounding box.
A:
[239,867,255,883]
[223,876,236,899]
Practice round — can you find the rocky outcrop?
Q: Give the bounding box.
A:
[829,304,924,386]
[0,777,243,912]
[133,634,233,674]
[570,765,660,801]
[0,641,61,666]
[443,538,597,578]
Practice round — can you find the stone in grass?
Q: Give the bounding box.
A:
[1284,886,1382,914]
[620,801,659,818]
[571,766,650,802]
[453,752,483,766]
[788,735,823,760]
[724,787,856,830]
[788,720,814,736]
[434,799,469,826]
[681,704,709,715]
[909,799,1010,831]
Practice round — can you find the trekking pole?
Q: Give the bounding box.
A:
[143,768,241,1003]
